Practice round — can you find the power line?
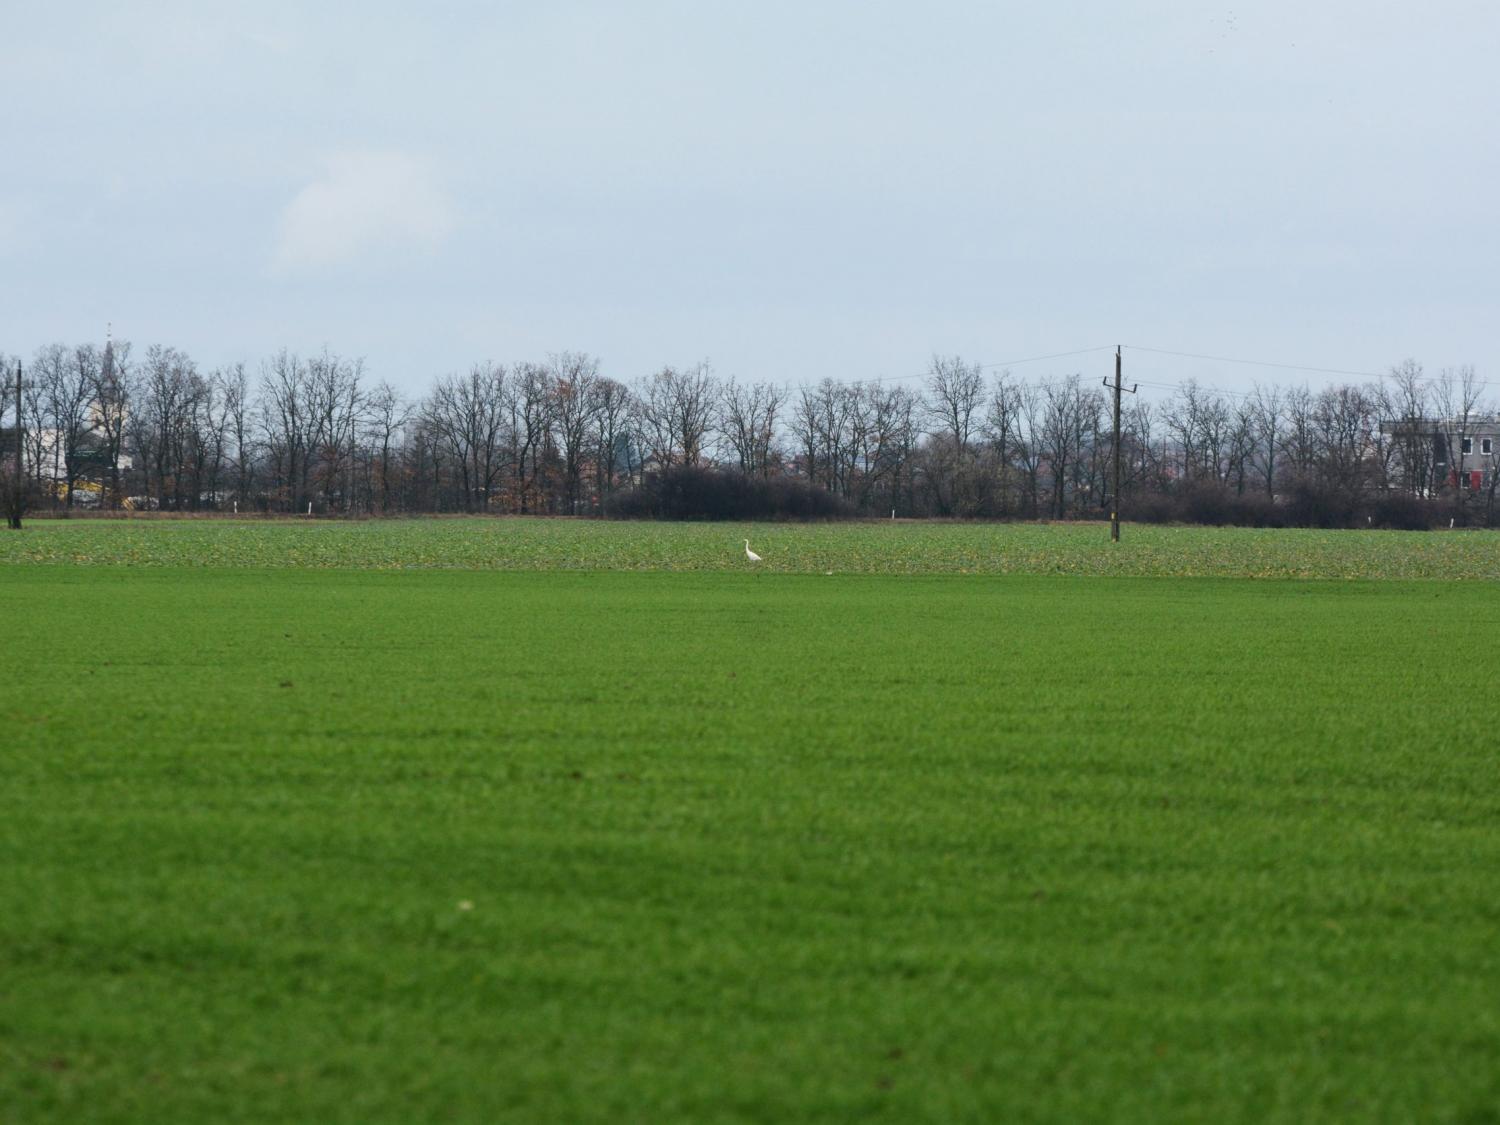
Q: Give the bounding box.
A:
[1125,344,1386,380]
[1126,345,1500,396]
[864,345,1114,386]
[1132,378,1257,401]
[858,342,1418,395]
[870,343,1393,391]
[982,345,1117,370]
[683,341,1486,401]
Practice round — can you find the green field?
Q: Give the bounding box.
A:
[3,520,1498,1122]
[4,515,1500,579]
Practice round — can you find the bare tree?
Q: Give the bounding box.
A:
[217,363,253,510]
[259,350,312,512]
[862,384,921,513]
[303,350,366,512]
[191,372,231,507]
[1249,384,1283,496]
[549,351,601,514]
[1312,383,1377,494]
[1383,359,1431,495]
[789,385,821,485]
[1041,376,1087,517]
[807,378,860,497]
[427,364,509,512]
[1197,391,1231,484]
[136,344,206,510]
[637,362,717,469]
[18,361,50,505]
[719,377,785,478]
[984,372,1021,514]
[32,343,99,509]
[366,380,412,513]
[402,414,445,513]
[924,355,984,512]
[926,355,985,451]
[1163,380,1232,483]
[1225,399,1258,495]
[1013,382,1044,517]
[1277,384,1318,484]
[1433,364,1484,521]
[591,377,635,503]
[507,362,554,512]
[1124,399,1162,495]
[1075,385,1108,510]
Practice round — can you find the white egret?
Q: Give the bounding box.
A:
[743,539,762,562]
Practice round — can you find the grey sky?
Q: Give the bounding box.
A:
[4,1,1496,399]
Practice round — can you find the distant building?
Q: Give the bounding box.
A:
[1380,417,1500,494]
[23,428,129,483]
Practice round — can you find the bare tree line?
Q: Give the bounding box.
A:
[1,339,1494,524]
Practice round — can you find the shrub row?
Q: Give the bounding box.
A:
[605,466,856,521]
[1125,482,1455,530]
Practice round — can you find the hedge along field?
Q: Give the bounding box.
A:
[2,516,1500,578]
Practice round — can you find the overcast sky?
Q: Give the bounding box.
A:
[3,1,1496,398]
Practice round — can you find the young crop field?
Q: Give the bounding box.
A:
[3,515,1500,579]
[3,520,1498,1123]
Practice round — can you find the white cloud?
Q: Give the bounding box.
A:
[271,150,454,275]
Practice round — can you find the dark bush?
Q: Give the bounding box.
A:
[1206,490,1274,528]
[1236,492,1283,528]
[1124,484,1284,528]
[1280,478,1359,529]
[1366,492,1442,531]
[605,466,856,521]
[1180,483,1236,526]
[1122,490,1179,525]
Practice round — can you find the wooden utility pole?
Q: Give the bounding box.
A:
[8,361,22,530]
[1104,346,1136,542]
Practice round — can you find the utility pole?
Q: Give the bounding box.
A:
[8,361,22,530]
[1104,346,1137,542]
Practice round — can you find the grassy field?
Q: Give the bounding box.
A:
[3,515,1500,579]
[2,521,1499,1122]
